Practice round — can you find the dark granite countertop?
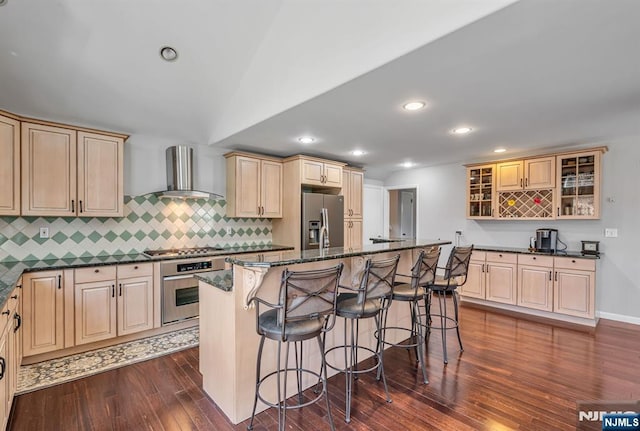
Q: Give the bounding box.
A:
[195,270,233,292]
[472,245,600,259]
[0,244,294,309]
[227,239,451,268]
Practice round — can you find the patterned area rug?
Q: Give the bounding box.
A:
[17,327,199,394]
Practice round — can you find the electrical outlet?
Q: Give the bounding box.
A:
[604,228,618,238]
[39,227,49,239]
[226,227,233,236]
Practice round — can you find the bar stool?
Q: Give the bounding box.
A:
[324,254,400,423]
[379,247,440,384]
[247,263,344,431]
[425,245,473,364]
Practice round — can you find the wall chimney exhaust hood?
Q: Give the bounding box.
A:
[156,145,223,200]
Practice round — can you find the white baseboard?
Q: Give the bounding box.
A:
[597,311,640,326]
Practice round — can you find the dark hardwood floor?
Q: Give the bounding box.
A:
[9,305,640,430]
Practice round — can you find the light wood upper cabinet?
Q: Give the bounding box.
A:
[21,122,124,217]
[77,132,124,217]
[342,168,363,219]
[0,114,20,216]
[225,153,282,218]
[556,151,601,219]
[496,157,555,191]
[466,164,495,219]
[300,157,343,188]
[22,270,65,356]
[21,123,77,217]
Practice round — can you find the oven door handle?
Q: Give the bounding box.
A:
[163,274,197,281]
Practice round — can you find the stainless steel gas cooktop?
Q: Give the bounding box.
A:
[143,246,225,258]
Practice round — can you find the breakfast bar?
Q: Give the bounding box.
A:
[197,239,450,424]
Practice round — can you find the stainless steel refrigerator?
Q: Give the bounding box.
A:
[301,193,344,250]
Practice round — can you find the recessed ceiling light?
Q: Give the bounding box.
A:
[160,46,178,62]
[401,162,415,168]
[298,136,315,144]
[403,101,426,111]
[351,150,366,156]
[494,148,507,153]
[451,126,473,135]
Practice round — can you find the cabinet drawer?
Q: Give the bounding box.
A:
[486,252,517,264]
[518,254,553,267]
[75,265,117,283]
[471,251,486,262]
[554,257,596,272]
[118,262,153,279]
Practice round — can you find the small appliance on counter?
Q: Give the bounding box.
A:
[581,240,600,256]
[535,228,558,253]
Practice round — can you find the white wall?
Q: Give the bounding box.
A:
[363,183,384,243]
[124,134,227,197]
[383,138,640,322]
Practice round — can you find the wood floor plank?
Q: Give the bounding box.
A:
[8,306,640,430]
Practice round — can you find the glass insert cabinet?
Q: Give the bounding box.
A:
[467,164,495,219]
[556,151,601,219]
[465,148,604,220]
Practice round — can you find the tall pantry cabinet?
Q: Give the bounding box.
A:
[0,113,20,216]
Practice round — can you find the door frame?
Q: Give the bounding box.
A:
[383,184,419,240]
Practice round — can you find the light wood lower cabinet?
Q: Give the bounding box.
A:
[22,270,65,356]
[75,264,153,345]
[0,286,23,428]
[553,257,595,319]
[344,219,362,250]
[485,253,517,304]
[461,250,598,324]
[517,255,553,312]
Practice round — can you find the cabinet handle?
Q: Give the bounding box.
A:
[94,269,99,273]
[554,271,558,282]
[10,294,17,300]
[119,283,123,296]
[14,312,21,332]
[261,206,264,216]
[525,178,528,187]
[520,178,523,187]
[557,207,560,217]
[16,284,22,289]
[533,257,536,260]
[57,275,62,289]
[112,285,115,298]
[571,259,576,263]
[71,199,75,213]
[1,310,9,316]
[134,265,139,270]
[0,357,5,381]
[79,200,83,213]
[549,271,552,281]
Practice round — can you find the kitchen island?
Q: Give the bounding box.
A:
[197,239,450,424]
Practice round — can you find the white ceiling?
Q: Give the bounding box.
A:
[2,0,640,180]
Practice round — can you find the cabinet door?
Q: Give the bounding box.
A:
[517,265,553,311]
[260,160,283,218]
[22,270,65,356]
[233,156,261,217]
[348,170,363,218]
[0,114,20,216]
[22,123,77,216]
[556,151,600,219]
[460,259,485,298]
[0,333,7,429]
[342,170,351,218]
[496,161,523,191]
[323,163,343,188]
[346,219,362,250]
[75,280,117,345]
[118,276,154,336]
[77,132,124,217]
[467,165,495,218]
[301,159,325,186]
[485,262,517,304]
[524,157,555,189]
[554,269,595,318]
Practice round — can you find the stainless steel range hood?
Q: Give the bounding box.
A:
[156,145,223,200]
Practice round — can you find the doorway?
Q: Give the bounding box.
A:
[386,187,417,239]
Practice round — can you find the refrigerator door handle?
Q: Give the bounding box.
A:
[322,207,330,248]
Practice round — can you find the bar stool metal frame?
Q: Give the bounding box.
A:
[377,247,440,384]
[247,263,344,431]
[424,245,473,364]
[323,254,400,423]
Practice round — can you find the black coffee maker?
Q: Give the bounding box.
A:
[535,228,558,253]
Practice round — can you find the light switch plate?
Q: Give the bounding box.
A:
[39,227,49,238]
[604,228,618,238]
[226,227,233,235]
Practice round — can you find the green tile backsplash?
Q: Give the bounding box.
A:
[0,195,272,262]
